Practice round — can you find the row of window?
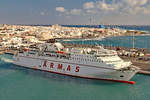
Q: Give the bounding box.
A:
[72,54,94,58]
[44,53,103,63]
[70,57,104,63]
[26,52,104,63]
[105,60,122,63]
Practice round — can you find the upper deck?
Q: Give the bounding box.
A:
[16,42,132,70]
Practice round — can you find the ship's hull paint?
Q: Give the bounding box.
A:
[13,62,135,84]
[13,54,138,84]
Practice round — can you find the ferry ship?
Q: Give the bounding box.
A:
[13,42,139,84]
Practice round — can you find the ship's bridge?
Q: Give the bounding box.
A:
[96,47,132,69]
[97,55,132,69]
[96,50,132,69]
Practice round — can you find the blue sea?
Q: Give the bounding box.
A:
[1,26,150,100]
[0,54,150,100]
[62,25,150,32]
[61,35,150,49]
[33,24,150,32]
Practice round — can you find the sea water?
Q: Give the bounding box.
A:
[0,54,150,100]
[1,36,150,100]
[61,35,150,49]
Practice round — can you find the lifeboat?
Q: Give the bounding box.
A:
[57,51,66,54]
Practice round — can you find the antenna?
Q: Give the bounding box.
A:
[89,16,95,26]
[95,42,103,48]
[95,42,99,46]
[132,32,135,49]
[89,17,92,25]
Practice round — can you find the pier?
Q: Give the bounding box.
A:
[138,70,150,75]
[5,50,17,55]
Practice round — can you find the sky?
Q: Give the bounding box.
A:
[0,0,150,25]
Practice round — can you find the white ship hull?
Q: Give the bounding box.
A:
[13,54,139,84]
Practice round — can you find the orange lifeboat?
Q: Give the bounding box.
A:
[24,48,29,52]
[57,51,66,54]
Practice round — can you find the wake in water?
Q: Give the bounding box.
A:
[0,57,13,63]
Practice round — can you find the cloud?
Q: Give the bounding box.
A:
[40,12,45,16]
[124,0,147,6]
[83,2,95,9]
[93,0,149,14]
[56,7,66,12]
[86,9,98,14]
[55,0,150,16]
[70,9,82,15]
[140,0,148,5]
[143,5,150,14]
[82,0,122,14]
[56,7,82,16]
[96,1,115,11]
[123,0,150,14]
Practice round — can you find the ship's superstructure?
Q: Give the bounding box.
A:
[13,42,139,84]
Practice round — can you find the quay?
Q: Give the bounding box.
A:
[0,51,4,55]
[0,48,5,55]
[5,50,17,55]
[138,70,150,75]
[0,48,17,55]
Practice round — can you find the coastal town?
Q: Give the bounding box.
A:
[0,24,146,49]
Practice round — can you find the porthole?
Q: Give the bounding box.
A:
[120,75,124,77]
